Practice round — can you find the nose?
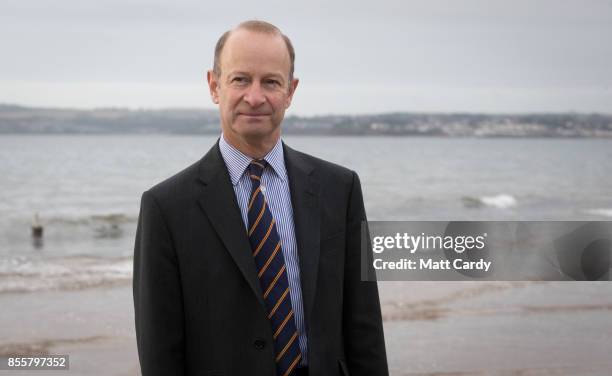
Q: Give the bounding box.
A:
[242,82,266,108]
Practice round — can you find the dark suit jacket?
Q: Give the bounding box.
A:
[133,141,388,376]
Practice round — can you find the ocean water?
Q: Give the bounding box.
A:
[1,135,612,375]
[1,135,611,293]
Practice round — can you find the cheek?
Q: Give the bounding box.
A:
[269,93,289,111]
[222,95,241,112]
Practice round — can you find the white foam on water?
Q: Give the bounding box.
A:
[480,194,517,209]
[0,255,133,294]
[584,208,612,218]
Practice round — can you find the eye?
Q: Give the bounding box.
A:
[264,79,281,86]
[231,76,248,84]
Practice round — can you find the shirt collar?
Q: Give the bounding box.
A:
[219,133,287,186]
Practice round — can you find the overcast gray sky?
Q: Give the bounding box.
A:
[1,0,611,115]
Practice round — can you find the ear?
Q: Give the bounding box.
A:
[284,78,299,109]
[207,70,220,104]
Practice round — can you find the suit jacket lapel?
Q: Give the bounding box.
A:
[284,143,321,326]
[194,141,322,322]
[196,142,266,309]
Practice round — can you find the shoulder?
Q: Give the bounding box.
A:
[283,143,357,187]
[147,158,202,199]
[143,142,222,206]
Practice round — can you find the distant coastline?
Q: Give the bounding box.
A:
[1,103,611,138]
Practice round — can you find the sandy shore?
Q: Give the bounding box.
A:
[0,285,138,376]
[1,281,612,375]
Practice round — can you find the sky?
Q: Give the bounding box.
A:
[1,0,611,115]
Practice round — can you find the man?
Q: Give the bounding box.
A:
[133,20,388,376]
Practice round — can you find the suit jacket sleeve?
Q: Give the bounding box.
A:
[133,190,186,375]
[343,171,389,375]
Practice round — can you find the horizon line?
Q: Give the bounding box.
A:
[2,103,612,117]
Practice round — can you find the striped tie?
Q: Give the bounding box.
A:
[247,159,302,376]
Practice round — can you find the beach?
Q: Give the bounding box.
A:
[2,281,612,375]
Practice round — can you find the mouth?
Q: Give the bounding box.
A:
[237,112,271,117]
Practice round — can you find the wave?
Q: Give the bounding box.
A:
[584,208,612,218]
[462,194,517,209]
[0,255,132,294]
[45,212,137,226]
[33,212,136,239]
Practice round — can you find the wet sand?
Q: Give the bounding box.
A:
[0,286,138,376]
[1,281,612,375]
[380,281,612,375]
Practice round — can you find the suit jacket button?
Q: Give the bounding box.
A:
[253,339,266,350]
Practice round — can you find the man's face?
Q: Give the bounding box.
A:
[207,29,298,148]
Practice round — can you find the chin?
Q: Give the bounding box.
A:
[232,121,278,140]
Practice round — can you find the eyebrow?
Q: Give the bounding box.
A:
[263,74,285,82]
[227,71,286,82]
[228,71,249,77]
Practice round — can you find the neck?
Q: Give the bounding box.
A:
[222,132,279,159]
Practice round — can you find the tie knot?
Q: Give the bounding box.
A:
[248,159,268,179]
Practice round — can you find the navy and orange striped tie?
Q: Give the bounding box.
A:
[247,159,302,376]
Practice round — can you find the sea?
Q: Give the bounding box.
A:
[1,135,611,375]
[1,135,611,293]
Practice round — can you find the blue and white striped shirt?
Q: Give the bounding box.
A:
[219,135,308,366]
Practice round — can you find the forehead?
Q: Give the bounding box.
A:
[220,29,291,77]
